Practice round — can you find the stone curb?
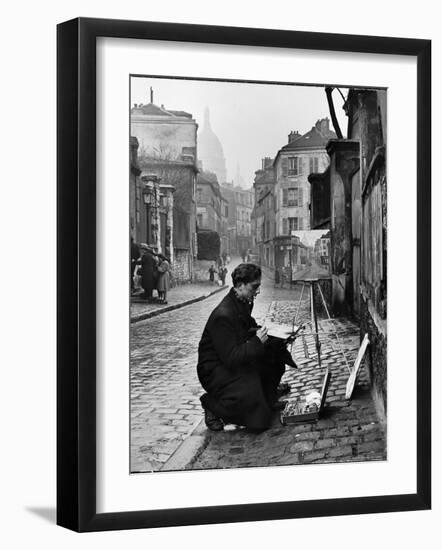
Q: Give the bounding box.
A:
[130,285,227,323]
[160,419,210,471]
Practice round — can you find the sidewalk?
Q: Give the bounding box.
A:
[161,306,386,472]
[131,281,227,323]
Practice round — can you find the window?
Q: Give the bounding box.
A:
[197,214,203,227]
[288,217,299,232]
[288,156,301,176]
[282,218,300,234]
[309,156,319,173]
[283,187,303,207]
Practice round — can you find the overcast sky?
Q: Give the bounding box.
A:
[131,76,349,188]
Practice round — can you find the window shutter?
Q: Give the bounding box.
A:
[282,218,288,235]
[282,188,288,206]
[309,157,313,173]
[298,187,303,207]
[281,157,288,177]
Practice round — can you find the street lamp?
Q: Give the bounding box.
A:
[141,174,161,207]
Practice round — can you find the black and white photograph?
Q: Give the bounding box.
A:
[0,0,436,543]
[129,76,387,473]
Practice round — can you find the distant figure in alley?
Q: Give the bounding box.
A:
[197,263,294,432]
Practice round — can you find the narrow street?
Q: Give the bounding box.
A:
[130,261,386,473]
[131,261,291,472]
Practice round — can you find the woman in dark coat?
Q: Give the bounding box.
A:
[197,263,289,432]
[139,246,156,300]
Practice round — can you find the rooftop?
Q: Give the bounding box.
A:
[131,103,193,119]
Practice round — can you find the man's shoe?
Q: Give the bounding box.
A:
[276,382,291,397]
[204,407,224,431]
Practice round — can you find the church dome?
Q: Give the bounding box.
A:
[198,108,227,184]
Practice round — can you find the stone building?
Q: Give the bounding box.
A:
[252,157,276,267]
[130,98,198,282]
[196,171,223,234]
[198,107,227,184]
[219,182,237,255]
[273,118,335,271]
[309,89,387,422]
[346,89,387,422]
[234,186,254,257]
[220,195,229,256]
[254,189,276,268]
[195,170,230,256]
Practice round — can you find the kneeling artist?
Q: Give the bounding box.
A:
[197,263,296,432]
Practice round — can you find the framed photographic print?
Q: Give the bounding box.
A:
[57,17,431,532]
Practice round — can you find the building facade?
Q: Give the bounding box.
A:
[252,157,276,267]
[309,89,387,422]
[130,100,199,282]
[254,189,276,268]
[273,118,335,272]
[346,89,387,422]
[196,171,223,233]
[234,186,254,256]
[220,183,237,255]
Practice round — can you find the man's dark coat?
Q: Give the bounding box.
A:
[140,251,156,294]
[197,288,286,431]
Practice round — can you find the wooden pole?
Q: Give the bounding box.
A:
[311,282,322,368]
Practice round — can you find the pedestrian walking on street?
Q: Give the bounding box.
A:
[197,263,290,433]
[208,264,217,284]
[219,265,227,286]
[139,244,156,301]
[156,254,170,304]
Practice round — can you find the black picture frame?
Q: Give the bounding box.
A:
[57,17,431,532]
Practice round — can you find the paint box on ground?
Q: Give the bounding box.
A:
[280,369,331,425]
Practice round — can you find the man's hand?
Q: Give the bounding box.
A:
[256,326,268,344]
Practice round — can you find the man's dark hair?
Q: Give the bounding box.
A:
[231,263,261,287]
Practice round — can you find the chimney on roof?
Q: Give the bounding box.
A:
[134,104,137,108]
[288,131,301,143]
[262,157,273,169]
[150,87,153,103]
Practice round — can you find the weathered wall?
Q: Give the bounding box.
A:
[360,296,387,424]
[172,249,192,284]
[131,119,197,160]
[346,89,387,425]
[327,140,360,317]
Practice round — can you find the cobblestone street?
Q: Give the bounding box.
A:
[186,315,385,471]
[130,263,386,473]
[130,265,289,471]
